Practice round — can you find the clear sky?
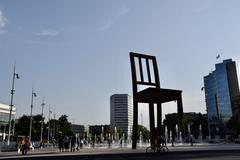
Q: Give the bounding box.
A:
[0,0,240,127]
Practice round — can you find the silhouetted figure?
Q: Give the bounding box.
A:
[108,137,111,148]
[76,136,80,151]
[70,136,76,152]
[120,138,123,148]
[190,135,193,146]
[80,138,83,149]
[63,136,69,151]
[21,137,30,155]
[91,137,95,148]
[58,136,64,152]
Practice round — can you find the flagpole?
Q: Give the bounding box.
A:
[7,63,19,145]
[29,88,37,142]
[40,99,45,146]
[48,107,51,144]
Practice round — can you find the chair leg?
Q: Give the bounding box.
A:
[132,100,138,149]
[157,103,162,136]
[177,97,183,135]
[149,103,155,148]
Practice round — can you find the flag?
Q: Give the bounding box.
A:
[216,54,220,59]
[15,73,20,79]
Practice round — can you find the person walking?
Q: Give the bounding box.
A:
[70,135,76,152]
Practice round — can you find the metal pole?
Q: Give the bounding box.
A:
[7,64,17,145]
[29,88,34,142]
[40,99,45,144]
[48,107,51,144]
[53,112,55,139]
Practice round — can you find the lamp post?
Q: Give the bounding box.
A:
[7,64,20,145]
[48,107,52,144]
[40,99,45,145]
[53,112,56,140]
[29,88,37,142]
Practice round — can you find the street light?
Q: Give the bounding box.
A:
[40,99,45,145]
[48,107,52,144]
[29,88,37,142]
[7,63,20,145]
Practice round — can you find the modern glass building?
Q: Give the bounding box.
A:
[204,59,240,129]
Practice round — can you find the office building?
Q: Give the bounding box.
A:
[204,59,240,135]
[110,94,133,136]
[0,103,16,140]
[70,124,84,135]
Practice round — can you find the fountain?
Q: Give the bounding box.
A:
[122,133,125,146]
[114,127,117,143]
[170,131,174,146]
[139,131,143,147]
[188,124,191,143]
[165,126,168,142]
[198,124,203,143]
[179,132,182,142]
[101,126,104,142]
[175,124,179,141]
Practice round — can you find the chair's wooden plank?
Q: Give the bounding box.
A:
[138,57,144,82]
[136,81,156,86]
[152,58,160,88]
[146,59,152,83]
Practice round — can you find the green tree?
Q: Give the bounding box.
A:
[227,94,240,135]
[32,114,44,141]
[15,114,44,141]
[163,113,178,138]
[15,115,30,137]
[137,125,150,141]
[58,115,71,137]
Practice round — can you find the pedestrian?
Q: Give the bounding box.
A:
[58,135,64,152]
[80,138,83,149]
[171,137,174,147]
[21,137,30,155]
[70,135,76,152]
[190,135,193,146]
[76,136,80,151]
[63,135,69,152]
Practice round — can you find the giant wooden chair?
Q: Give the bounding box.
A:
[130,52,183,149]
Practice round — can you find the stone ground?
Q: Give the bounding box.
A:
[0,143,240,159]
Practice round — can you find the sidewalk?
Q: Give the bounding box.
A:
[1,143,240,159]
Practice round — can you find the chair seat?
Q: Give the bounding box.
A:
[136,87,182,103]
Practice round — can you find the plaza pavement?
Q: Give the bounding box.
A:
[1,143,240,159]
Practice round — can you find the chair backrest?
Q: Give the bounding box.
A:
[130,52,160,93]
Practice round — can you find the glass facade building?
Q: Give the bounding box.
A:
[204,59,240,125]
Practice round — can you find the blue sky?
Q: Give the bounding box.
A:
[0,0,240,126]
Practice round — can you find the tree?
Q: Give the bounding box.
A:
[227,94,240,135]
[163,112,208,140]
[15,114,44,141]
[15,115,30,137]
[58,115,71,137]
[137,125,149,142]
[163,113,179,138]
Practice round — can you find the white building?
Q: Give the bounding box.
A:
[0,103,16,123]
[0,103,16,140]
[110,94,133,136]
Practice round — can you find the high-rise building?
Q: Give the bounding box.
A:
[110,94,133,136]
[204,59,240,127]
